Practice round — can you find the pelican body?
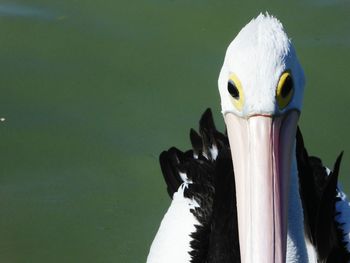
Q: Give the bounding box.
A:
[147,14,350,263]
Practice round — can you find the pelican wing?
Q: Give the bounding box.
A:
[296,128,350,262]
[148,109,239,263]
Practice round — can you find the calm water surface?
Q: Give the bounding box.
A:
[0,0,349,262]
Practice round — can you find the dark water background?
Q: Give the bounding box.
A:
[0,1,349,262]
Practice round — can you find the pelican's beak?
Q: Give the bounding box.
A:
[225,110,299,263]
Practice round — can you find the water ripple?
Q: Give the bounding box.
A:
[0,3,56,20]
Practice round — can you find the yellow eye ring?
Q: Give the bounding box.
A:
[227,73,244,111]
[276,71,294,109]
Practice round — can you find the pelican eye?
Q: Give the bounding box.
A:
[227,73,244,111]
[228,81,239,99]
[276,71,294,109]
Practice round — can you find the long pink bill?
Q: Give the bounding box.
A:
[225,111,299,263]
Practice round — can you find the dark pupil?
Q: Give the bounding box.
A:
[228,81,239,99]
[281,76,293,98]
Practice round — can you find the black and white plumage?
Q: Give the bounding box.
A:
[159,110,240,263]
[147,14,350,263]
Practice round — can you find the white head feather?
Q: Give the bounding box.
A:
[218,13,305,117]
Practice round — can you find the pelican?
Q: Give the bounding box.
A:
[147,14,350,263]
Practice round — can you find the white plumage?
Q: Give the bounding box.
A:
[147,180,200,263]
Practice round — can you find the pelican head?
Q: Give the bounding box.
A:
[218,14,305,262]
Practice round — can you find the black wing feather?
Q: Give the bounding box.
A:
[296,127,350,262]
[158,109,239,263]
[159,148,184,198]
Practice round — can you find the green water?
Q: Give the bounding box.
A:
[0,0,349,262]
